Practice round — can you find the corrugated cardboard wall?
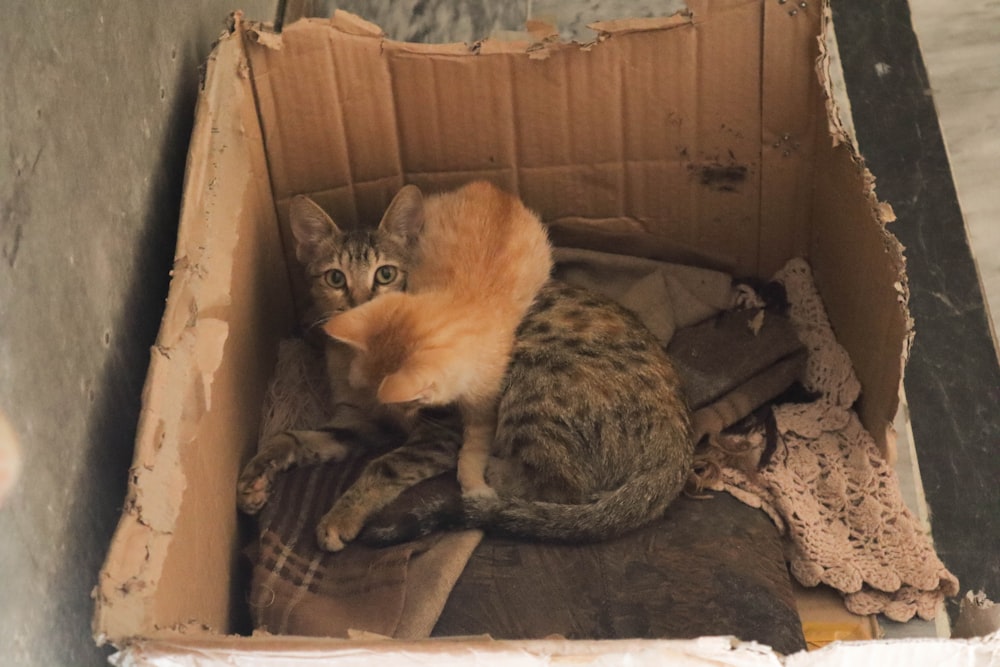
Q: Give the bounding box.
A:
[759,0,823,278]
[809,124,908,447]
[246,0,789,288]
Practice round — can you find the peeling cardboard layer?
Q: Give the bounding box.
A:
[953,592,1000,639]
[817,5,852,149]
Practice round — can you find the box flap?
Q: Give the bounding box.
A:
[244,2,773,281]
[807,6,909,448]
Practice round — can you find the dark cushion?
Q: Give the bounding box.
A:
[434,491,806,655]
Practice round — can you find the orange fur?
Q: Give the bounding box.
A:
[323,181,552,404]
[328,291,521,406]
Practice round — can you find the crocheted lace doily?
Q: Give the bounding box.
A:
[712,258,959,622]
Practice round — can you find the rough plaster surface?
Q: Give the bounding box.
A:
[0,3,274,665]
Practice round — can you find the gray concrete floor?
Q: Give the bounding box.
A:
[909,0,1000,347]
[0,3,274,665]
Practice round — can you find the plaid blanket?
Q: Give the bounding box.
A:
[249,449,481,638]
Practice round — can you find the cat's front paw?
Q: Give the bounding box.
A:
[461,483,498,500]
[236,459,277,514]
[316,506,366,552]
[237,433,301,514]
[458,465,494,499]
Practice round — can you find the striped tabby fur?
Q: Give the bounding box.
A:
[364,279,695,544]
[236,190,463,550]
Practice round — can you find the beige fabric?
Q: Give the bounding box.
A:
[394,530,484,638]
[553,247,735,345]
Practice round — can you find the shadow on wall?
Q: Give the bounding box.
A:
[47,27,231,666]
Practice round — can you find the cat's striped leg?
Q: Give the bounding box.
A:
[316,408,460,551]
[237,428,352,514]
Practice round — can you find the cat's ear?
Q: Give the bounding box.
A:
[378,369,434,405]
[322,311,369,353]
[378,185,424,243]
[289,195,342,264]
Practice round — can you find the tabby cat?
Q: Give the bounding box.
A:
[323,181,553,508]
[236,188,463,552]
[365,278,695,544]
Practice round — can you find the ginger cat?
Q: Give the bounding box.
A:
[324,181,552,503]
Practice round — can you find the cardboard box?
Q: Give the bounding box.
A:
[94,2,999,663]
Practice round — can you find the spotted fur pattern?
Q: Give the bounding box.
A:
[364,279,695,544]
[470,280,694,540]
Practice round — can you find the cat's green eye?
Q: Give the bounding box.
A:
[374,265,398,285]
[324,269,347,289]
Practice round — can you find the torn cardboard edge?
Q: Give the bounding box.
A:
[246,8,696,58]
[816,3,904,259]
[815,3,904,287]
[953,592,1000,639]
[809,2,911,453]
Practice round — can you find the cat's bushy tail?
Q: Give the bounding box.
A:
[463,464,690,543]
[359,463,691,547]
[357,472,465,545]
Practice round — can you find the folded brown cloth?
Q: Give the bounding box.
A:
[553,247,735,345]
[668,308,806,441]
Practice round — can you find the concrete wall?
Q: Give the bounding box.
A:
[0,3,274,665]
